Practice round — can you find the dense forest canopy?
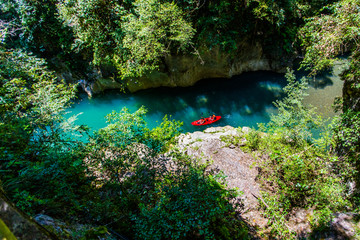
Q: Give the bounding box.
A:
[0,0,338,79]
[1,0,360,239]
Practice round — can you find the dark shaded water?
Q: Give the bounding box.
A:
[68,68,343,133]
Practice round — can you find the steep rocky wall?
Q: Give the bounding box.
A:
[90,41,291,94]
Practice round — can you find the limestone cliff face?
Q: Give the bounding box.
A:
[90,42,291,94]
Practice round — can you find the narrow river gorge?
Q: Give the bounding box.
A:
[69,63,345,133]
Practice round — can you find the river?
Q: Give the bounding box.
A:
[68,65,345,133]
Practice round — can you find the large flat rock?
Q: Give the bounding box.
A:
[177,126,267,228]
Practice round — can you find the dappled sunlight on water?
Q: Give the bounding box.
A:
[68,69,343,133]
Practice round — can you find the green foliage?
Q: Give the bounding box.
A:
[119,0,195,78]
[95,106,149,148]
[2,54,243,239]
[243,128,262,151]
[332,110,360,189]
[299,0,360,206]
[334,110,360,156]
[132,151,248,240]
[78,107,249,239]
[220,128,261,152]
[0,50,76,149]
[150,114,183,150]
[59,0,195,78]
[1,47,246,239]
[248,0,288,27]
[9,145,93,217]
[56,0,334,79]
[192,0,326,53]
[0,0,74,56]
[300,0,360,74]
[0,49,95,218]
[341,51,360,95]
[80,107,184,235]
[257,137,349,238]
[194,0,246,51]
[58,0,126,62]
[3,1,357,239]
[91,106,182,154]
[266,69,323,145]
[243,0,335,55]
[226,70,351,238]
[1,0,338,84]
[248,0,336,27]
[0,49,76,146]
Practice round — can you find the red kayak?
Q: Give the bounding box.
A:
[191,116,221,126]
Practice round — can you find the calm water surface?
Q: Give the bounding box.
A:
[68,68,344,133]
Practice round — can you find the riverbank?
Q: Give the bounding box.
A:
[177,126,360,239]
[69,68,343,133]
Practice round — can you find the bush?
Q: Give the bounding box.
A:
[266,69,323,146]
[237,69,352,238]
[132,152,249,240]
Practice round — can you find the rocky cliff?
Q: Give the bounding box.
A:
[177,126,268,232]
[78,42,291,96]
[177,126,360,239]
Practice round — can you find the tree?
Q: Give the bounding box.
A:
[58,0,195,78]
[0,0,74,56]
[0,42,92,217]
[118,0,195,78]
[299,0,360,187]
[132,152,249,240]
[57,0,126,63]
[266,69,323,145]
[300,0,360,74]
[82,107,249,239]
[241,69,350,238]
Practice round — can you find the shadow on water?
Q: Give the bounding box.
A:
[293,59,335,90]
[133,71,287,131]
[294,70,334,90]
[70,71,287,132]
[308,72,334,89]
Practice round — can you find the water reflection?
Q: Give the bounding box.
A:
[134,72,289,130]
[69,69,343,133]
[70,71,287,132]
[294,70,334,90]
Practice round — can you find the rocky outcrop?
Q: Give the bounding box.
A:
[0,189,56,240]
[51,41,291,96]
[177,126,360,239]
[89,42,291,95]
[331,213,360,239]
[34,214,118,239]
[177,126,269,230]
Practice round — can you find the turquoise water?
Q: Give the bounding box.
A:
[68,70,343,133]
